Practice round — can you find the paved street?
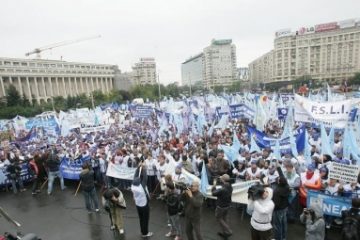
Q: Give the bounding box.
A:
[0,181,340,240]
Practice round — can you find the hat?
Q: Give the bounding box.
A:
[307,163,316,172]
[250,159,257,165]
[220,174,230,182]
[319,166,328,173]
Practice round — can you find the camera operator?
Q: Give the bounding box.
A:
[102,187,126,235]
[211,174,233,239]
[341,198,360,240]
[247,185,275,240]
[299,202,325,240]
[181,180,204,240]
[7,157,26,194]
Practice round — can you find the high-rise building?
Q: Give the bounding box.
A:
[132,58,157,85]
[0,57,116,103]
[182,39,237,89]
[237,67,250,81]
[203,39,237,89]
[181,53,203,86]
[249,18,360,84]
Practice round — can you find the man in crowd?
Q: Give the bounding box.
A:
[211,174,233,239]
[46,147,65,195]
[79,162,99,213]
[182,180,203,240]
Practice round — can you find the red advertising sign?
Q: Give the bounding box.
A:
[315,22,339,33]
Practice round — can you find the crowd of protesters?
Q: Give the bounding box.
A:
[1,110,360,240]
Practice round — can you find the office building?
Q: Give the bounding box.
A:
[181,53,203,86]
[249,18,360,84]
[132,58,157,85]
[203,39,237,89]
[0,57,116,103]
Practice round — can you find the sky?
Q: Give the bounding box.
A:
[1,0,360,85]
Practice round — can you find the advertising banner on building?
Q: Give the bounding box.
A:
[294,94,355,128]
[307,190,352,217]
[275,28,292,38]
[315,22,339,33]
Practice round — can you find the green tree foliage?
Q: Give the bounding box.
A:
[6,84,21,107]
[349,72,360,86]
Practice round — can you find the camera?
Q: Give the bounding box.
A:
[174,181,189,191]
[247,183,265,200]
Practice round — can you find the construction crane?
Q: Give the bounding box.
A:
[25,35,101,59]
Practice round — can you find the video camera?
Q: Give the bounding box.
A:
[174,181,190,191]
[247,183,265,200]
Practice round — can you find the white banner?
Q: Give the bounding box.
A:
[328,162,360,183]
[294,94,354,128]
[80,124,110,134]
[205,180,259,205]
[106,162,136,180]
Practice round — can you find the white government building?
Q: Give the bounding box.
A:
[0,57,116,103]
[249,18,360,84]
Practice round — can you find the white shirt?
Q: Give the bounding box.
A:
[131,184,148,207]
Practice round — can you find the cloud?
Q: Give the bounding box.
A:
[1,0,359,84]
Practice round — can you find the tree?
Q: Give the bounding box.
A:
[349,72,360,86]
[92,90,106,106]
[21,94,31,107]
[107,90,123,103]
[6,84,21,107]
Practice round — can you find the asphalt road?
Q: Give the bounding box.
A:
[0,180,341,240]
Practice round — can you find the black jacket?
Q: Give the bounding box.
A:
[80,169,95,191]
[46,154,60,172]
[212,182,233,208]
[272,184,290,210]
[166,192,180,216]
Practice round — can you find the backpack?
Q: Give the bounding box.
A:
[342,210,360,240]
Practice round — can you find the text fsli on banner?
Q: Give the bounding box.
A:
[294,94,354,128]
[307,190,352,217]
[328,162,360,183]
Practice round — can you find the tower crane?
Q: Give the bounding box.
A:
[25,35,101,59]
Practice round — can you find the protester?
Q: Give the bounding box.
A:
[46,147,65,195]
[131,162,153,238]
[299,201,325,240]
[165,178,182,240]
[181,180,204,240]
[248,187,275,240]
[211,174,233,239]
[272,171,290,240]
[79,162,100,213]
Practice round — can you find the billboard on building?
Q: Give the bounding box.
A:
[275,28,292,38]
[315,22,339,33]
[338,19,356,29]
[296,26,315,35]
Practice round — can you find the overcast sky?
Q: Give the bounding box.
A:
[1,0,360,85]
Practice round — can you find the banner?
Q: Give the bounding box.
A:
[106,162,137,180]
[133,105,153,119]
[328,162,360,183]
[79,124,110,134]
[229,104,255,119]
[247,126,305,154]
[25,116,60,135]
[60,157,90,180]
[307,190,352,217]
[205,180,259,204]
[294,94,355,128]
